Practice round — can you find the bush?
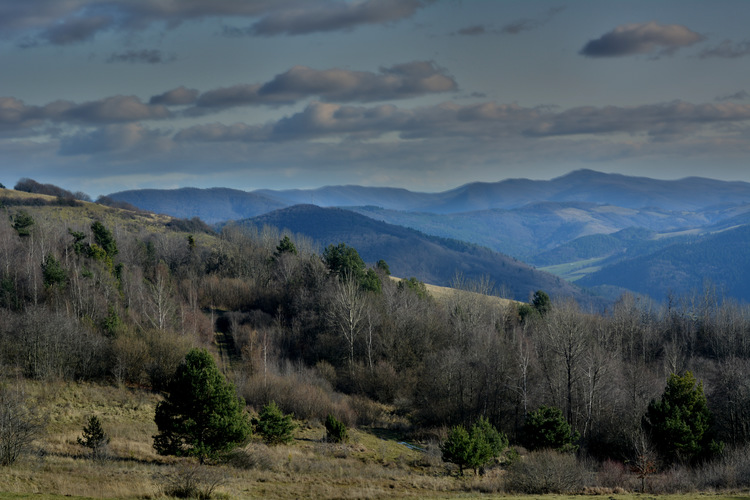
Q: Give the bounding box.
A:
[505,449,590,494]
[156,462,227,499]
[325,414,348,443]
[238,369,355,426]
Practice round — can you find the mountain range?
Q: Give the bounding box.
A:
[108,169,750,303]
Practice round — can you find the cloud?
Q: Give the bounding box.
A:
[524,101,750,137]
[452,7,564,37]
[2,0,432,46]
[454,25,485,36]
[699,39,750,59]
[245,0,430,36]
[500,6,565,35]
[149,86,200,106]
[106,49,176,64]
[0,97,47,131]
[58,123,170,155]
[580,22,704,58]
[58,96,171,123]
[195,61,457,108]
[716,90,749,102]
[175,99,750,146]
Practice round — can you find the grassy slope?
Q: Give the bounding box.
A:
[3,381,747,500]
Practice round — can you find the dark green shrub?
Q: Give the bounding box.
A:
[253,401,296,445]
[325,414,348,443]
[523,405,579,452]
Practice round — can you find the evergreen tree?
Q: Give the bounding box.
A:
[274,235,298,257]
[324,414,348,443]
[12,210,34,237]
[77,415,110,460]
[441,425,473,475]
[643,371,718,464]
[42,254,67,288]
[441,418,507,475]
[253,401,296,445]
[153,349,250,463]
[523,405,579,452]
[91,221,118,258]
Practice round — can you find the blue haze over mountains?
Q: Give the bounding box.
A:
[109,170,750,304]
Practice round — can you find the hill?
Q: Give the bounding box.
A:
[106,187,285,223]
[240,204,585,303]
[577,224,750,301]
[109,169,750,221]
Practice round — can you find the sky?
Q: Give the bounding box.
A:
[1,0,750,198]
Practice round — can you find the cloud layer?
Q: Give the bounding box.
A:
[1,0,429,46]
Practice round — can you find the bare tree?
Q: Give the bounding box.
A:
[328,273,367,370]
[0,385,45,466]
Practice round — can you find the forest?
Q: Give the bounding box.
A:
[1,187,750,496]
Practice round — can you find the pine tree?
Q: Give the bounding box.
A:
[153,349,251,463]
[325,414,348,443]
[643,371,718,464]
[77,415,110,460]
[253,401,296,445]
[523,405,579,452]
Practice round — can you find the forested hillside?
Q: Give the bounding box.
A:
[2,186,750,495]
[241,204,583,303]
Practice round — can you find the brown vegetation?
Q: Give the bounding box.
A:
[1,191,750,497]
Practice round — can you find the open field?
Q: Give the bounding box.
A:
[2,380,749,499]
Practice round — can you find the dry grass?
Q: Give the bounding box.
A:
[3,380,749,499]
[389,276,517,307]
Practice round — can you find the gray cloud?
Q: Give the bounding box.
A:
[149,86,200,106]
[58,123,170,155]
[2,0,430,46]
[0,95,171,132]
[59,96,171,124]
[525,101,750,137]
[580,22,704,58]
[175,99,750,145]
[500,6,565,35]
[455,25,485,36]
[106,49,176,64]
[195,61,456,108]
[247,0,430,36]
[453,7,564,37]
[699,39,750,59]
[716,90,749,102]
[0,97,47,131]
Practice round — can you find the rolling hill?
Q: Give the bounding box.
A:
[239,204,587,303]
[577,224,750,302]
[106,187,286,223]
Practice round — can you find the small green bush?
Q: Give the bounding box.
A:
[325,414,348,443]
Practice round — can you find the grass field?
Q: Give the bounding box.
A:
[2,380,749,499]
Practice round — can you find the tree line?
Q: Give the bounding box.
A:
[0,200,749,476]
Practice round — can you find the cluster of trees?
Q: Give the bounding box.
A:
[0,199,749,478]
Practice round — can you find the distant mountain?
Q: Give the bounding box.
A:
[240,205,586,303]
[256,169,750,213]
[109,170,750,223]
[349,202,719,260]
[577,224,750,302]
[107,187,285,223]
